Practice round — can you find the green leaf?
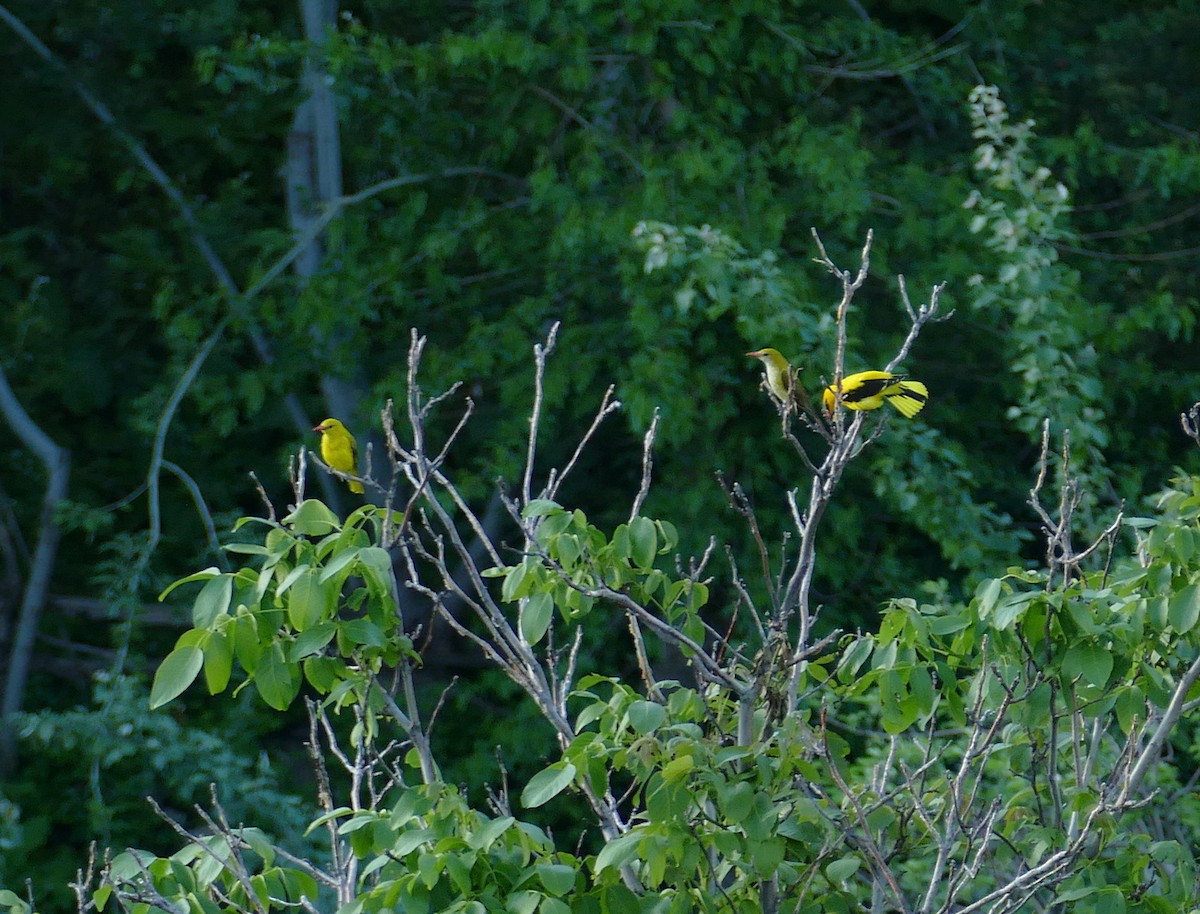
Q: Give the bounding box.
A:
[233,611,263,673]
[0,890,30,914]
[1122,516,1156,529]
[288,567,334,631]
[520,592,554,645]
[1150,594,1169,628]
[417,852,439,888]
[929,614,971,635]
[554,534,581,569]
[1093,886,1127,914]
[337,618,387,649]
[158,567,221,602]
[471,815,514,851]
[317,546,361,583]
[656,519,678,552]
[291,622,337,661]
[521,761,576,808]
[974,578,1002,618]
[222,542,271,555]
[238,827,275,865]
[302,656,344,693]
[150,645,204,709]
[203,631,233,694]
[537,864,577,896]
[92,886,111,913]
[283,499,342,536]
[523,499,563,517]
[1062,643,1114,688]
[629,516,657,570]
[255,643,301,711]
[1169,582,1200,633]
[444,855,472,894]
[535,510,574,545]
[357,546,396,602]
[750,837,785,876]
[837,637,873,681]
[825,855,861,884]
[909,663,934,716]
[507,892,540,914]
[593,831,642,874]
[993,591,1036,630]
[720,781,754,824]
[1053,886,1098,903]
[626,700,666,735]
[502,558,532,602]
[337,812,382,835]
[661,755,694,783]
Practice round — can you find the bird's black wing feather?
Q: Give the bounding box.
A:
[842,374,904,404]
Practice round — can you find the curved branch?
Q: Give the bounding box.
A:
[0,363,71,773]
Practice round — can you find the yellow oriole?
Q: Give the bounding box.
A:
[822,371,927,418]
[313,418,365,493]
[747,348,811,412]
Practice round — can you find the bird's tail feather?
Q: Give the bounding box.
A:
[886,381,928,418]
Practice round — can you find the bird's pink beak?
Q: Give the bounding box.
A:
[313,423,326,432]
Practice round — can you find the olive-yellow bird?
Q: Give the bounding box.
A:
[746,348,811,413]
[313,418,364,493]
[822,371,928,418]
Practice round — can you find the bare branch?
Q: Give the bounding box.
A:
[629,409,661,521]
[0,362,71,772]
[546,385,620,501]
[1121,651,1200,802]
[1181,402,1200,447]
[523,322,561,504]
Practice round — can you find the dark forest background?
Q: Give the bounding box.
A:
[3,0,1200,905]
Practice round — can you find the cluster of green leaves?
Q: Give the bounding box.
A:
[484,500,705,647]
[8,673,312,913]
[963,85,1111,507]
[97,830,319,914]
[543,676,868,914]
[95,474,1200,914]
[823,484,1200,910]
[321,785,580,914]
[629,220,828,350]
[150,500,413,715]
[92,779,643,914]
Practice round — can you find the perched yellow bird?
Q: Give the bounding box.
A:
[313,418,364,493]
[822,371,928,418]
[747,348,811,412]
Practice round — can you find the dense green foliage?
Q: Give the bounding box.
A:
[40,417,1200,914]
[3,0,1200,908]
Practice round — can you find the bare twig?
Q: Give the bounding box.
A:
[821,724,911,914]
[162,459,227,569]
[629,409,661,521]
[545,385,621,501]
[247,470,278,523]
[1182,403,1200,447]
[523,322,560,504]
